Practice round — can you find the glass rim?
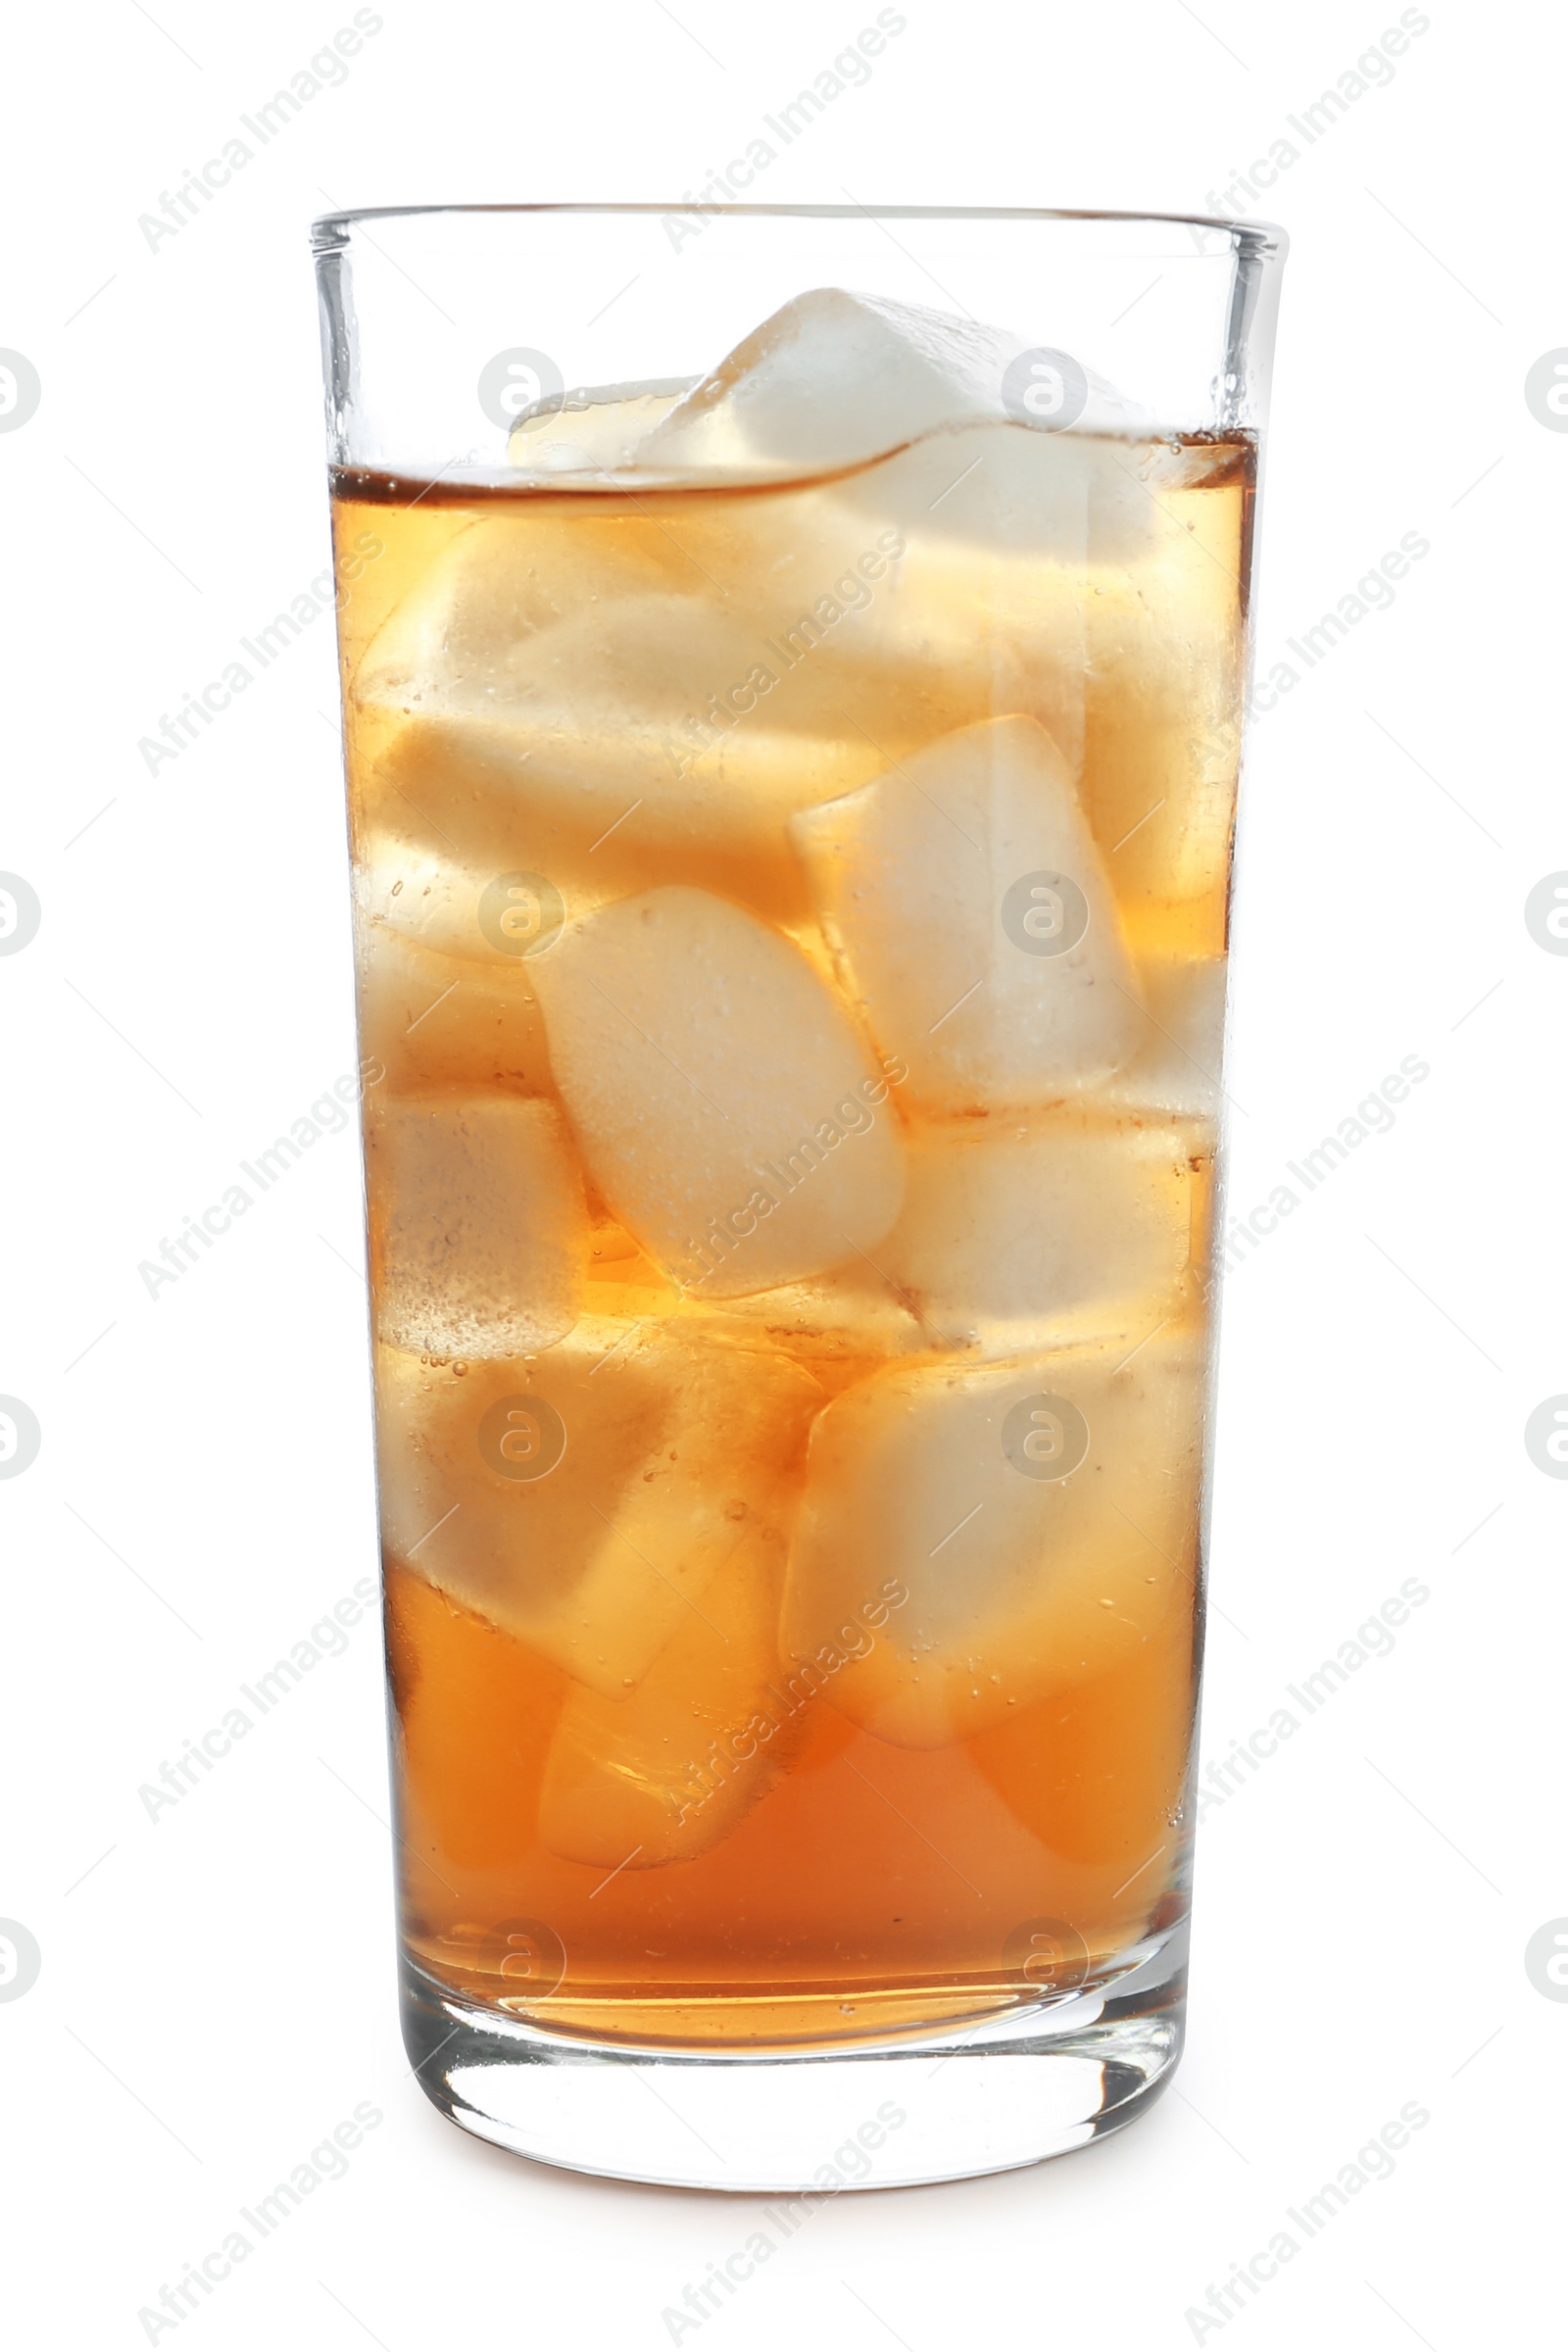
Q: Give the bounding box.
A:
[310,202,1286,258]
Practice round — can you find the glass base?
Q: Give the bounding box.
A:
[399,1927,1186,2191]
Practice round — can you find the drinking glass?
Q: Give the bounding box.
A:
[312,203,1286,2190]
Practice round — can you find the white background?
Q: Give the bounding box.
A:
[2,2,1562,2344]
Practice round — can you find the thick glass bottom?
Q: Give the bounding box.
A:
[399,1924,1186,2191]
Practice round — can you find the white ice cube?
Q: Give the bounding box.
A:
[352,513,675,706]
[355,565,904,930]
[881,1109,1205,1353]
[644,288,1147,476]
[357,919,556,1099]
[686,1255,935,1387]
[507,377,698,478]
[530,885,906,1298]
[354,827,581,972]
[832,415,1163,565]
[791,714,1144,1117]
[1101,956,1228,1124]
[375,1322,820,1695]
[782,1324,1204,1749]
[368,1096,585,1359]
[353,475,1069,938]
[538,1522,800,1868]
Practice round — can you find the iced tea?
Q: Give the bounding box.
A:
[331,289,1251,2048]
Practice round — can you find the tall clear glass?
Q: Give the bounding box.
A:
[312,205,1286,2190]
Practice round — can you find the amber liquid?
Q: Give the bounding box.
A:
[332,426,1252,2046]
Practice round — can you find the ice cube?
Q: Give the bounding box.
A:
[350,481,995,932]
[881,1109,1206,1353]
[681,1256,936,1394]
[384,1562,569,1875]
[507,377,698,478]
[357,588,907,934]
[357,920,556,1098]
[368,1096,585,1359]
[1100,956,1227,1125]
[799,424,1173,777]
[582,1210,683,1320]
[353,511,676,707]
[529,885,906,1298]
[1079,447,1249,958]
[968,1601,1194,1886]
[611,423,1169,797]
[790,715,1144,1117]
[821,436,1246,961]
[538,1521,802,1867]
[354,826,580,971]
[833,416,1163,565]
[781,1324,1204,1749]
[644,288,1147,477]
[375,1320,821,1695]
